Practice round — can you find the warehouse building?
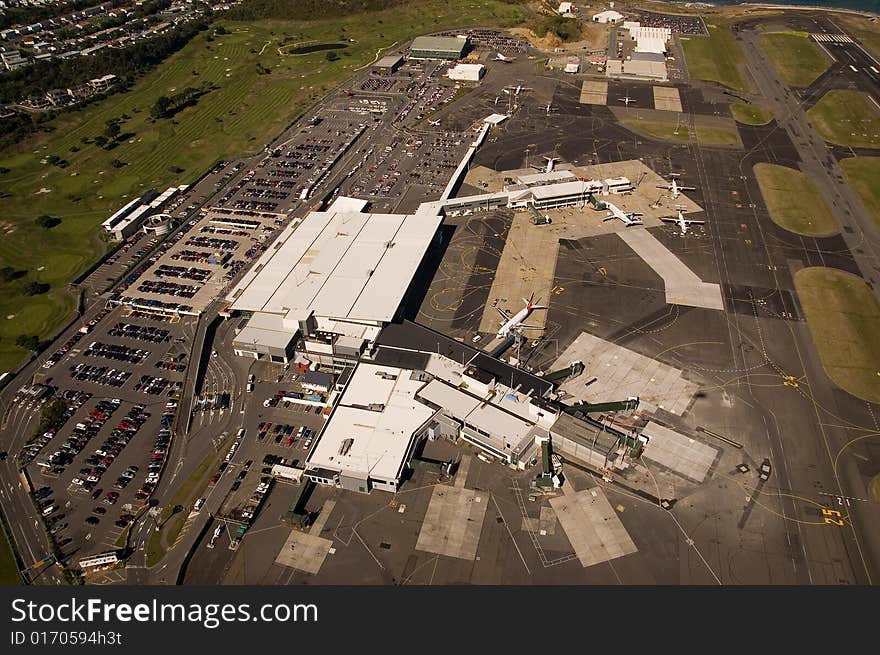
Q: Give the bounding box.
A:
[593,10,624,24]
[101,189,159,240]
[374,54,403,73]
[228,202,443,364]
[447,62,485,82]
[409,35,468,60]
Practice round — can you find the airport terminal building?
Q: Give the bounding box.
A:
[227,200,443,365]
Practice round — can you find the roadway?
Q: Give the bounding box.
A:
[735,25,880,584]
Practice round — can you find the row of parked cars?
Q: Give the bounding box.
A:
[83,341,150,364]
[19,390,91,467]
[69,363,131,387]
[74,402,147,494]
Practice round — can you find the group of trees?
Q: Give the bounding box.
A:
[530,15,582,42]
[33,397,68,434]
[150,82,216,119]
[35,214,62,229]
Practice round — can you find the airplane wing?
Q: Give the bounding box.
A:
[516,324,545,331]
[659,217,677,223]
[602,214,615,221]
[494,306,512,321]
[685,219,706,225]
[656,184,670,189]
[679,185,696,191]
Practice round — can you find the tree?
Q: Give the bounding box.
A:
[15,334,40,351]
[104,121,121,140]
[326,51,340,62]
[0,266,17,282]
[22,281,50,296]
[35,214,61,229]
[151,95,173,119]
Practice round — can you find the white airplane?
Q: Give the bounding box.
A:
[660,207,705,236]
[619,96,637,106]
[544,102,557,114]
[542,156,559,173]
[504,84,531,95]
[656,173,696,199]
[495,293,548,339]
[602,202,643,227]
[427,118,441,126]
[495,53,515,63]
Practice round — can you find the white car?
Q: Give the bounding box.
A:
[71,478,83,486]
[146,473,160,484]
[193,498,205,512]
[471,334,482,343]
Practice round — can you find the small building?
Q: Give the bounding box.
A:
[374,54,403,73]
[142,213,172,236]
[447,62,484,82]
[302,370,335,393]
[593,10,624,24]
[89,74,117,93]
[564,61,580,74]
[558,2,575,16]
[410,35,467,60]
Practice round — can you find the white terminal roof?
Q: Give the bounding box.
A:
[483,113,509,125]
[228,206,442,324]
[307,363,435,481]
[530,180,600,200]
[516,170,576,186]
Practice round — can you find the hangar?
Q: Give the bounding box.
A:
[410,35,468,60]
[227,202,443,364]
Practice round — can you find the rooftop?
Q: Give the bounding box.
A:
[228,209,443,324]
[306,363,435,482]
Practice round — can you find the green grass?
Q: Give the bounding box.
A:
[840,157,880,233]
[145,434,234,567]
[841,16,880,62]
[0,524,22,585]
[754,163,838,237]
[0,0,526,375]
[693,124,741,147]
[618,118,689,142]
[795,267,880,404]
[619,117,740,147]
[759,31,830,87]
[680,24,749,92]
[807,89,880,149]
[731,102,774,126]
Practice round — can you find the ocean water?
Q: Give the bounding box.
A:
[666,1,880,14]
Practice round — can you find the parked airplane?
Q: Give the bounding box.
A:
[496,293,548,339]
[619,96,637,106]
[504,84,531,95]
[544,102,557,114]
[427,118,441,126]
[660,207,705,236]
[542,156,559,173]
[602,202,643,226]
[657,173,696,199]
[495,53,515,62]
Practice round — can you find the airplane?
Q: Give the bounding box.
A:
[660,207,705,236]
[602,202,643,227]
[504,84,531,95]
[619,96,636,106]
[542,156,559,173]
[656,173,696,199]
[495,293,548,339]
[427,118,441,126]
[544,102,557,114]
[495,53,515,63]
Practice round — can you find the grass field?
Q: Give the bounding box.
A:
[759,31,830,87]
[731,102,773,125]
[754,163,838,237]
[619,116,740,147]
[680,23,749,92]
[840,157,880,233]
[841,15,880,61]
[807,89,880,149]
[795,267,880,404]
[0,0,526,374]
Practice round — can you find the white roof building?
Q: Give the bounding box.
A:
[228,206,442,329]
[558,2,574,15]
[593,10,624,24]
[305,363,436,493]
[447,62,485,82]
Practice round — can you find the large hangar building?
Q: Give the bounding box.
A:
[227,200,443,365]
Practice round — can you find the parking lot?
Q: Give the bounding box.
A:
[113,208,283,316]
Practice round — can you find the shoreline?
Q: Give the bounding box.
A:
[653,1,880,18]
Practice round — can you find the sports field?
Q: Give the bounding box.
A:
[795,267,880,404]
[840,157,880,233]
[0,0,525,373]
[731,103,773,125]
[680,24,749,93]
[759,31,830,87]
[754,163,838,237]
[807,89,880,149]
